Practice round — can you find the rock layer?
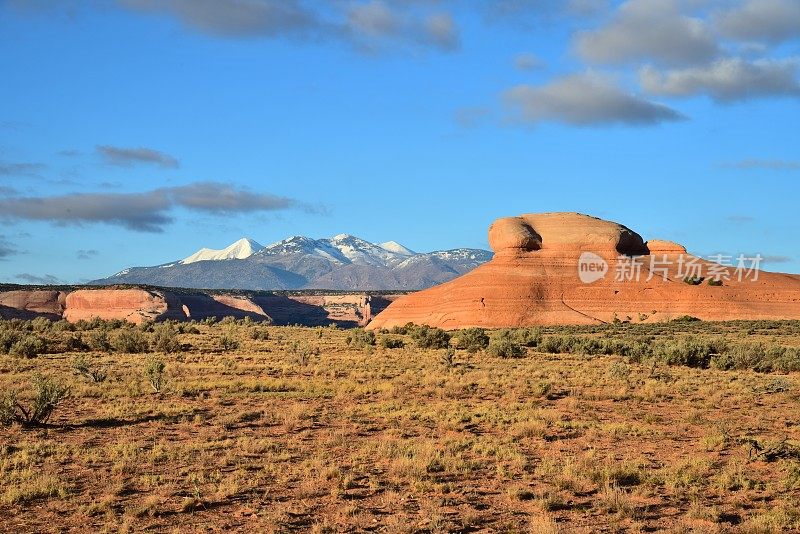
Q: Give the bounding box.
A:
[367,212,800,330]
[0,286,398,327]
[0,290,66,320]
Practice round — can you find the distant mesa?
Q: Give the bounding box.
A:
[93,234,492,291]
[367,212,800,330]
[1,286,398,327]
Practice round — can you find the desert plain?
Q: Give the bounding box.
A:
[2,316,800,533]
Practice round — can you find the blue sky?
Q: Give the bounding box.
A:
[1,0,799,284]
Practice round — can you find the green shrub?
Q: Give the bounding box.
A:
[652,338,722,368]
[683,277,704,286]
[219,334,239,351]
[410,325,451,349]
[0,330,20,354]
[88,330,112,352]
[50,320,76,332]
[64,334,89,352]
[144,356,166,393]
[30,316,52,332]
[346,329,376,348]
[514,328,543,347]
[672,315,701,323]
[9,335,48,358]
[250,328,270,340]
[441,347,455,368]
[151,323,181,353]
[71,354,107,383]
[379,336,405,349]
[708,278,723,287]
[487,331,525,358]
[0,373,70,427]
[389,322,416,335]
[111,328,149,353]
[456,328,489,353]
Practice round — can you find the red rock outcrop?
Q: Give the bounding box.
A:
[0,286,397,326]
[63,289,186,324]
[367,212,800,330]
[0,290,66,320]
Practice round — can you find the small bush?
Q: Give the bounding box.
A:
[250,328,270,341]
[219,334,239,351]
[410,325,451,349]
[346,329,376,348]
[683,276,704,286]
[50,320,76,332]
[9,335,48,358]
[456,328,489,353]
[389,322,415,335]
[379,336,405,349]
[653,338,723,368]
[0,330,20,354]
[708,278,723,287]
[30,316,52,332]
[441,347,455,368]
[0,373,70,427]
[672,315,701,323]
[72,354,107,383]
[112,328,149,354]
[64,334,89,352]
[151,323,180,353]
[514,327,543,347]
[144,356,166,393]
[88,331,112,352]
[488,331,525,358]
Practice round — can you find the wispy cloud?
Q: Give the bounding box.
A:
[453,106,491,128]
[97,145,180,169]
[721,159,800,170]
[504,73,685,126]
[640,58,800,102]
[0,235,16,260]
[119,0,459,52]
[76,249,99,260]
[0,161,45,178]
[0,181,306,232]
[514,52,544,71]
[763,255,792,264]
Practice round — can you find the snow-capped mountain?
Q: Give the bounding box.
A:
[93,234,492,291]
[182,238,264,264]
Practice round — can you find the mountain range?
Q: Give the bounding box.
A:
[92,235,493,290]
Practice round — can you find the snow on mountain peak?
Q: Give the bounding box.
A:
[379,241,415,256]
[181,237,264,264]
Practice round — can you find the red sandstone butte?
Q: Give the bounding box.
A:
[63,289,186,324]
[367,212,800,330]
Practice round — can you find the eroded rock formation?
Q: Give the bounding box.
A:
[0,286,397,326]
[367,212,800,330]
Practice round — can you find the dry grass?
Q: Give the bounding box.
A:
[0,319,799,531]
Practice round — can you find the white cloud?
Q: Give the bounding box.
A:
[575,0,719,66]
[504,73,685,126]
[640,58,800,102]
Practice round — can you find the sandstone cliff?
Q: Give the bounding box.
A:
[0,286,397,327]
[367,212,800,330]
